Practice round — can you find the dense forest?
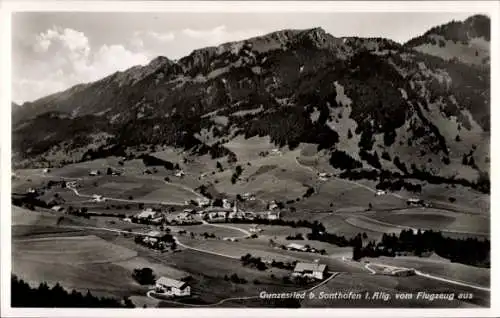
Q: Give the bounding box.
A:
[11,275,135,308]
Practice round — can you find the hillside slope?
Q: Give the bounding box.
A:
[405,14,490,66]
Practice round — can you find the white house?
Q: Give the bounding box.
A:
[222,199,232,209]
[92,194,106,202]
[197,197,211,207]
[249,226,263,233]
[267,210,280,220]
[135,209,157,220]
[375,190,386,196]
[89,170,100,176]
[242,193,256,201]
[268,201,279,211]
[155,277,191,297]
[175,170,185,178]
[43,168,50,173]
[286,243,308,252]
[292,262,328,280]
[51,205,64,212]
[407,198,423,206]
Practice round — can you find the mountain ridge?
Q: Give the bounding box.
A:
[12,15,490,194]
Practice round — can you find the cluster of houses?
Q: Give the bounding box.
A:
[135,230,175,251]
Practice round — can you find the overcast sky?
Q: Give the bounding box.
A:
[12,12,476,104]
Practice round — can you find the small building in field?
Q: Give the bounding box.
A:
[89,170,100,176]
[175,170,185,178]
[407,198,424,206]
[135,209,157,220]
[376,190,386,196]
[155,277,191,297]
[268,200,279,211]
[292,262,328,280]
[51,205,64,212]
[92,194,106,202]
[249,226,263,233]
[242,193,256,201]
[286,243,308,252]
[197,197,211,207]
[222,199,232,209]
[267,210,281,220]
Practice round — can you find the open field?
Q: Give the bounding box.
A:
[370,209,490,235]
[365,256,490,288]
[13,235,138,264]
[303,272,488,308]
[12,235,144,298]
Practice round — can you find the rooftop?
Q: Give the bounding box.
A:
[156,277,188,289]
[293,262,327,273]
[136,210,156,218]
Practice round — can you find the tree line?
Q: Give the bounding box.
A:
[11,275,135,308]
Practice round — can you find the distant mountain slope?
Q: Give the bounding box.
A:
[12,17,490,193]
[405,14,490,66]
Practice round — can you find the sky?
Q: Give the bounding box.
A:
[12,11,477,104]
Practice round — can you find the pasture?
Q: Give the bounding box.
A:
[370,209,490,236]
[366,256,490,288]
[12,235,143,298]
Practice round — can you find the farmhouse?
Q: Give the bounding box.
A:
[267,210,281,220]
[376,190,386,196]
[270,149,282,156]
[318,172,331,178]
[155,277,191,297]
[206,211,228,222]
[222,199,232,209]
[268,200,279,211]
[242,193,256,201]
[286,243,308,252]
[43,168,50,173]
[51,205,64,212]
[27,188,37,194]
[89,170,100,176]
[155,277,190,296]
[249,226,263,233]
[92,194,106,202]
[175,170,185,178]
[292,262,328,280]
[407,198,424,206]
[197,197,211,207]
[135,208,157,220]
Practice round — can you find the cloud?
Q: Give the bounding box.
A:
[181,25,265,47]
[14,27,149,103]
